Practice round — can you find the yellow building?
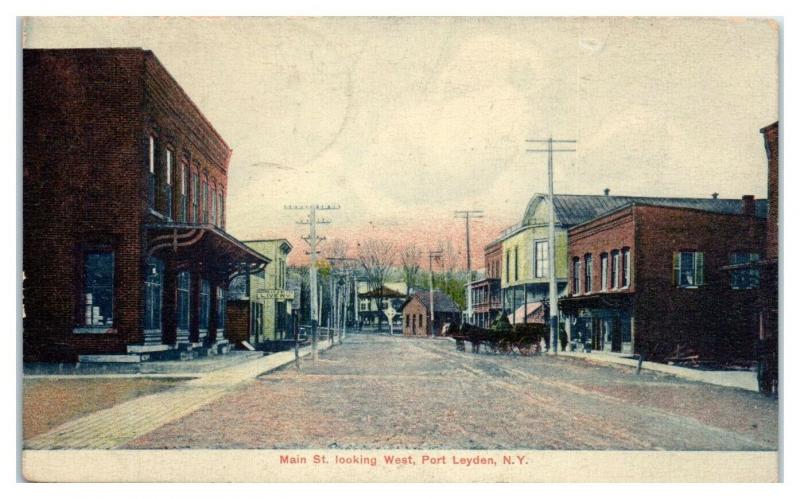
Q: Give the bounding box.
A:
[242,239,294,341]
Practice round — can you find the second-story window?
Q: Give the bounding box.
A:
[218,190,225,229]
[621,248,631,288]
[164,149,173,219]
[584,254,593,294]
[572,257,580,294]
[191,170,199,223]
[611,250,620,289]
[147,136,156,209]
[514,246,518,281]
[600,253,609,291]
[201,175,208,223]
[210,183,217,226]
[179,162,188,223]
[730,252,760,289]
[534,241,549,278]
[673,251,705,288]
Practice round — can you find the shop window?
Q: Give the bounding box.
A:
[730,252,760,289]
[82,251,114,327]
[217,287,226,330]
[673,251,705,288]
[176,271,191,331]
[200,279,210,330]
[144,258,164,330]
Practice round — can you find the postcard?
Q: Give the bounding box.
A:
[20,16,780,482]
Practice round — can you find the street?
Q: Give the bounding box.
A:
[126,334,777,451]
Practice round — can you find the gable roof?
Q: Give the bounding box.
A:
[359,285,406,299]
[402,290,461,314]
[522,193,767,227]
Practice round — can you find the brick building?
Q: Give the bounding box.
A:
[401,290,461,337]
[560,197,766,362]
[23,49,269,362]
[466,240,502,328]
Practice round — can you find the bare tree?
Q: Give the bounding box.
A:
[325,238,350,260]
[400,244,422,295]
[357,239,397,331]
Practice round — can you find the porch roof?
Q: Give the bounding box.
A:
[146,223,271,275]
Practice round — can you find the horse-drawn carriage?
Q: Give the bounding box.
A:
[448,323,547,356]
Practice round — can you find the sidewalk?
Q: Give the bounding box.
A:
[559,350,759,392]
[24,342,335,450]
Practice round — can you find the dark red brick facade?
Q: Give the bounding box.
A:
[23,49,265,361]
[562,202,765,362]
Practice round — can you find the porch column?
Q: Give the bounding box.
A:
[209,279,219,343]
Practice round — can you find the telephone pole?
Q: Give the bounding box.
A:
[454,209,484,325]
[427,249,443,337]
[526,137,576,355]
[285,203,340,360]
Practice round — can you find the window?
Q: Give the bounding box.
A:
[572,257,581,294]
[218,190,225,229]
[164,149,173,218]
[147,136,156,208]
[610,250,619,289]
[505,251,510,281]
[217,287,226,330]
[210,185,217,226]
[584,254,593,293]
[514,246,518,281]
[412,314,416,328]
[202,176,209,223]
[176,271,191,331]
[199,279,210,330]
[191,171,199,223]
[730,252,760,289]
[144,258,163,330]
[534,241,549,278]
[82,251,114,326]
[673,251,705,288]
[179,162,188,223]
[600,253,608,290]
[621,248,631,288]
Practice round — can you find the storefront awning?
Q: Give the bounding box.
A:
[146,223,271,278]
[507,301,545,324]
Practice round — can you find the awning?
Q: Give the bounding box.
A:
[507,301,545,324]
[146,223,271,279]
[559,292,634,312]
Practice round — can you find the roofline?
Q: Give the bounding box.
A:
[567,200,766,232]
[146,223,272,264]
[242,238,294,252]
[144,50,232,154]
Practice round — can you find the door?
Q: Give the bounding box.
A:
[611,316,622,352]
[143,258,164,345]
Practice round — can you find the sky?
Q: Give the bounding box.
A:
[24,17,779,268]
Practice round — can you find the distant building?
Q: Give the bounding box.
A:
[560,197,766,362]
[226,239,294,347]
[357,281,408,328]
[22,49,269,362]
[401,290,462,337]
[465,240,502,328]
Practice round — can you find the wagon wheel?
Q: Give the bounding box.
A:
[515,337,535,356]
[498,338,513,355]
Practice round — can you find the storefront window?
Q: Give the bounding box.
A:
[176,270,191,330]
[82,251,114,327]
[200,279,210,330]
[144,258,163,330]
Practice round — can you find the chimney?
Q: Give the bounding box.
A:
[603,188,610,196]
[742,195,755,217]
[711,192,719,199]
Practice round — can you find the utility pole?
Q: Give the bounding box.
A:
[285,203,340,361]
[526,137,576,355]
[454,209,484,325]
[427,249,443,337]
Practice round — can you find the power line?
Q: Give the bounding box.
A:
[525,137,576,356]
[284,203,340,361]
[454,209,484,324]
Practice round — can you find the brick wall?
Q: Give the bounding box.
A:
[402,298,428,336]
[761,122,779,262]
[225,300,251,347]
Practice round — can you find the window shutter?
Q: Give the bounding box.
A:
[696,252,705,286]
[672,252,679,286]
